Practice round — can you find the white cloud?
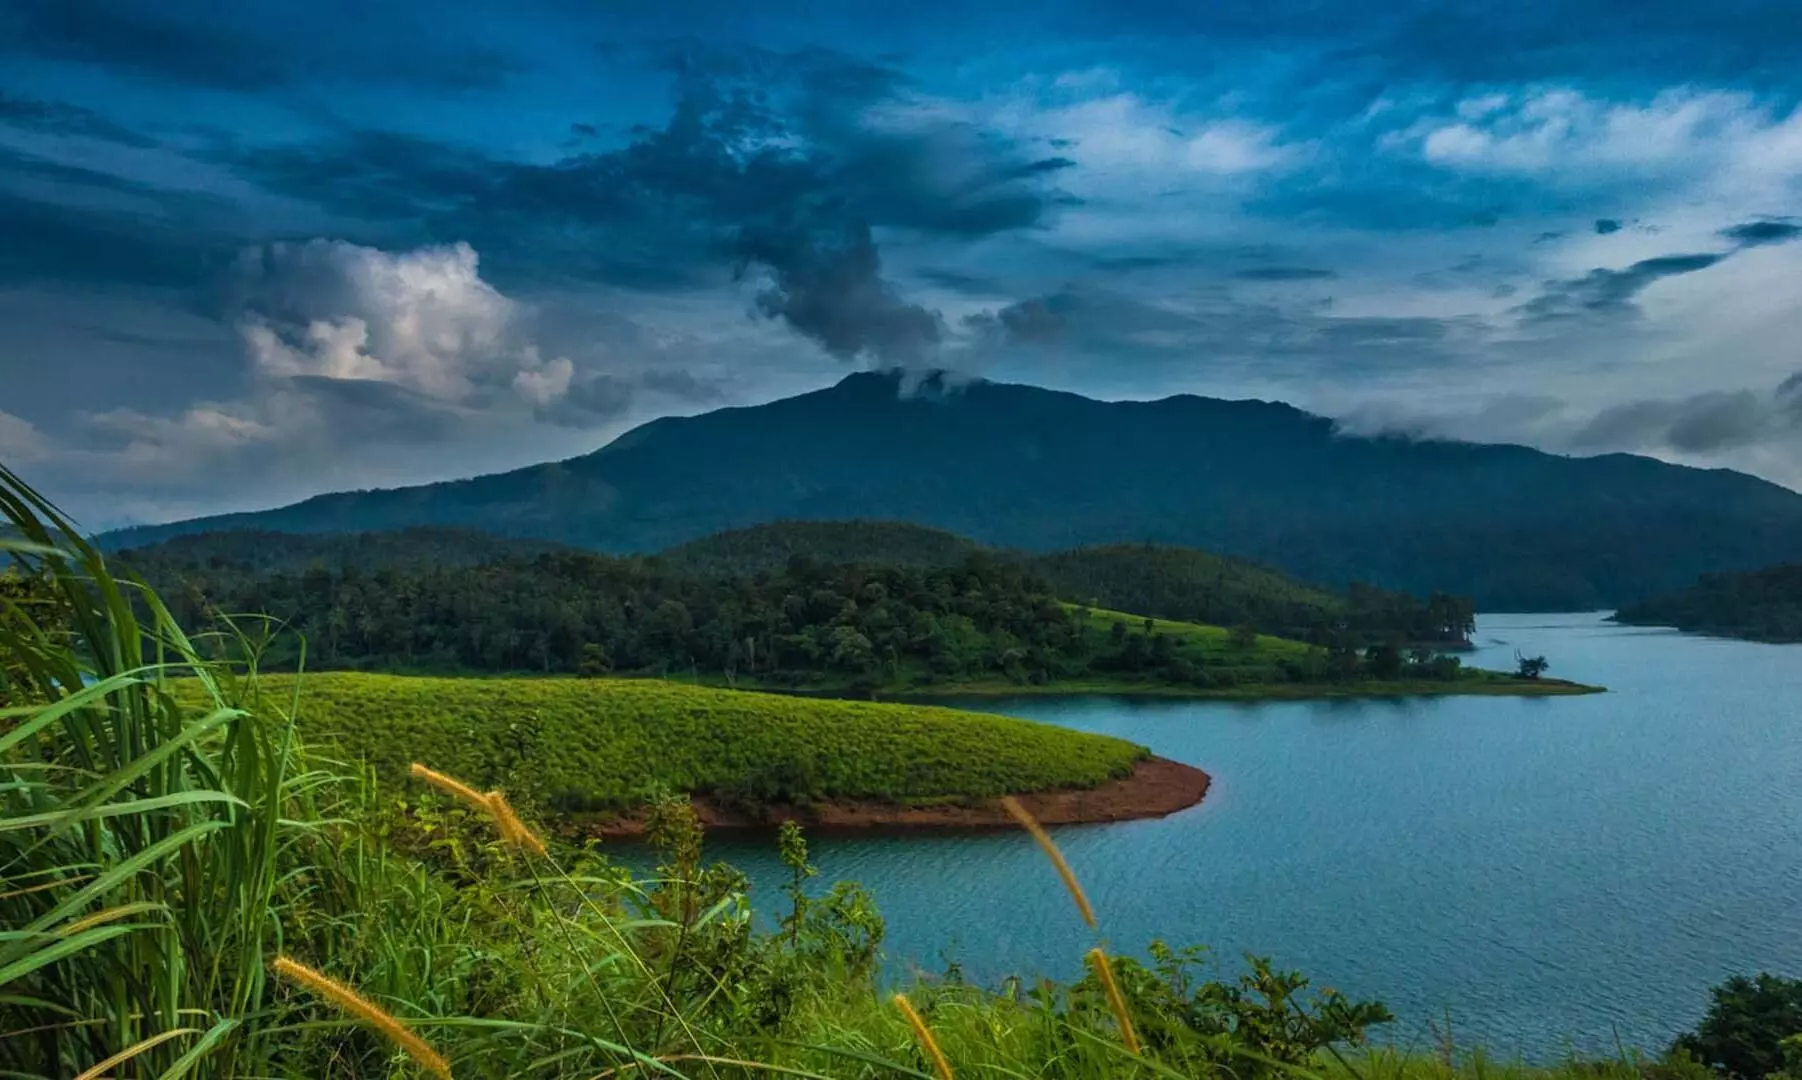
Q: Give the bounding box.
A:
[1038,94,1293,178]
[237,240,571,407]
[1399,87,1802,203]
[0,411,49,464]
[511,349,574,406]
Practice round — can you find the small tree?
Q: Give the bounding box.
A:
[1364,641,1404,680]
[576,642,613,677]
[1229,623,1259,650]
[777,820,818,945]
[1514,651,1549,679]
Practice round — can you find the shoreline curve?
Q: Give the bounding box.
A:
[582,755,1210,839]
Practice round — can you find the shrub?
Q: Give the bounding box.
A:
[1672,973,1802,1078]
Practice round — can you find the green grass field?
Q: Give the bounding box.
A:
[248,672,1149,812]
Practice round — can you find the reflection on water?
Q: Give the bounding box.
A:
[641,614,1802,1059]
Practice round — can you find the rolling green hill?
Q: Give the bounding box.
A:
[101,370,1802,609]
[247,672,1148,813]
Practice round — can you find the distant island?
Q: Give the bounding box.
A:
[1614,562,1802,642]
[100,369,1802,612]
[119,520,1599,700]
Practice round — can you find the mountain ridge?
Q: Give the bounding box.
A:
[98,370,1802,609]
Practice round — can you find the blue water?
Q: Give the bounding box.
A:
[670,614,1802,1059]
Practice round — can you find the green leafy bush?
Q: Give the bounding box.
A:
[1673,973,1802,1078]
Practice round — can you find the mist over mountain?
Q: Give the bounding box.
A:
[103,371,1802,610]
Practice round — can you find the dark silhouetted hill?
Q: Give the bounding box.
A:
[101,370,1802,609]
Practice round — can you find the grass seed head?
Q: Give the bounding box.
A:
[1086,947,1141,1054]
[1000,795,1097,929]
[271,955,452,1079]
[892,993,954,1080]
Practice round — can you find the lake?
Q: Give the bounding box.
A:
[675,614,1802,1060]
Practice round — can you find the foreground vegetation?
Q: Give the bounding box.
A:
[1614,563,1802,642]
[117,529,1575,698]
[0,465,1787,1079]
[219,672,1149,814]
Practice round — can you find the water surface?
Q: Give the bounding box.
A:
[682,614,1802,1058]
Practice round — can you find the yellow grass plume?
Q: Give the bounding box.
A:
[409,763,489,812]
[272,956,453,1080]
[486,789,548,856]
[892,993,954,1080]
[410,762,547,856]
[1086,947,1141,1054]
[999,795,1096,928]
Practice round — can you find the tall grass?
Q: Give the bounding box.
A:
[0,463,304,1077]
[0,462,1684,1079]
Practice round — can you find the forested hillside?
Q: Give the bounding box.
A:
[123,519,1477,663]
[119,539,1513,694]
[1614,563,1802,641]
[659,520,981,575]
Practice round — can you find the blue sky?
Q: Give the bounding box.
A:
[4,0,1802,526]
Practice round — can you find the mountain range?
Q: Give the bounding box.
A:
[101,371,1802,610]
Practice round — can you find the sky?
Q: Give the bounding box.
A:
[4,0,1802,528]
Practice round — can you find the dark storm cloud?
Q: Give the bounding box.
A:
[737,225,942,364]
[968,285,1475,378]
[915,268,1009,294]
[0,190,230,291]
[965,296,1072,345]
[1594,219,1622,235]
[1235,266,1338,282]
[1721,218,1802,247]
[1570,373,1802,452]
[215,46,1069,362]
[224,46,1069,254]
[1514,253,1723,323]
[0,0,521,92]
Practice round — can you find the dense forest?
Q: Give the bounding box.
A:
[1024,544,1475,646]
[104,370,1802,610]
[127,519,1474,648]
[1614,563,1802,642]
[118,531,1483,691]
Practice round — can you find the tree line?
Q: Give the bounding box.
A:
[121,546,1479,689]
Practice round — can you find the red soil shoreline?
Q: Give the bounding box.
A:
[581,755,1210,839]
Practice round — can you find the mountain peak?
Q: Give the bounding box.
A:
[99,374,1802,608]
[830,367,984,400]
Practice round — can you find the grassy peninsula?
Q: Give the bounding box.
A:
[239,671,1155,818]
